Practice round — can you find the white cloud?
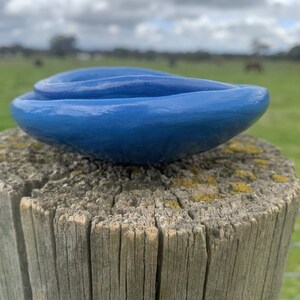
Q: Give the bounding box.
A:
[108,24,120,35]
[135,23,163,44]
[0,0,299,52]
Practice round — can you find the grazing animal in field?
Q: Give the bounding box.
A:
[211,57,224,66]
[33,58,44,68]
[244,61,264,72]
[168,56,177,68]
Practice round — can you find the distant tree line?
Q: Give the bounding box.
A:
[1,34,300,61]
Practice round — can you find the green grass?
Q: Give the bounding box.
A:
[0,57,299,299]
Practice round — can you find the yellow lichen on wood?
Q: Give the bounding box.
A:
[164,199,181,209]
[192,194,216,202]
[253,158,268,167]
[172,177,201,188]
[70,170,83,176]
[231,182,253,193]
[30,142,43,151]
[224,141,263,154]
[8,136,17,142]
[13,143,29,150]
[272,174,289,183]
[172,175,219,189]
[130,166,141,177]
[234,170,256,181]
[187,165,202,175]
[206,176,218,185]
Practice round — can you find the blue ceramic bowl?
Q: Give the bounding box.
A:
[11,67,269,164]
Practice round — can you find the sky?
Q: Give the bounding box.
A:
[0,0,299,53]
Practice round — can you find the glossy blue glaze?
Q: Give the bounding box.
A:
[11,67,269,164]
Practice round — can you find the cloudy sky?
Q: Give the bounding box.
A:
[0,0,299,53]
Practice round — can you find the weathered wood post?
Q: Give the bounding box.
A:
[0,128,299,300]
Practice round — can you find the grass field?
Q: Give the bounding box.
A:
[0,57,299,299]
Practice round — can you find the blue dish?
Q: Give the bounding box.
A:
[11,67,269,164]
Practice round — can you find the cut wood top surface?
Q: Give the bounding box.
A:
[0,128,299,230]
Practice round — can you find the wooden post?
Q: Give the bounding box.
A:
[0,128,299,300]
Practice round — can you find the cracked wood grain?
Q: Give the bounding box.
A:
[0,128,299,300]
